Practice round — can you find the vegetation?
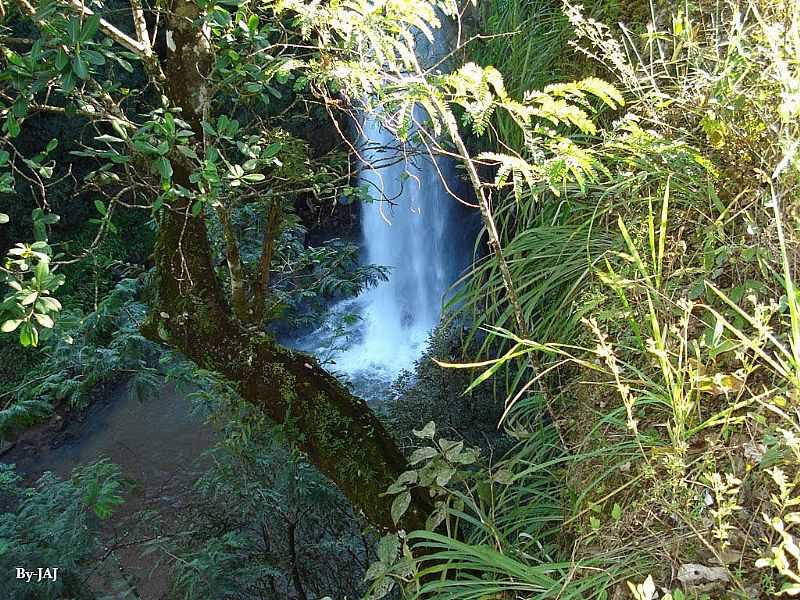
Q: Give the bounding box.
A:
[0,0,798,598]
[0,460,124,598]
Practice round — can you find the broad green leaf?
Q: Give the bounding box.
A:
[409,447,438,465]
[376,534,398,564]
[55,50,69,71]
[72,55,89,80]
[19,322,38,347]
[154,157,172,180]
[61,71,77,93]
[21,292,38,306]
[34,259,49,281]
[264,142,282,158]
[37,296,62,312]
[80,15,100,42]
[6,114,20,138]
[412,421,435,439]
[1,320,22,333]
[391,491,411,525]
[34,313,54,328]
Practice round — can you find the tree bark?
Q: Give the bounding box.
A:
[213,202,250,322]
[143,199,429,531]
[252,199,281,324]
[140,0,428,532]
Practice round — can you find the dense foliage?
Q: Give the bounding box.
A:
[0,460,124,598]
[0,0,799,598]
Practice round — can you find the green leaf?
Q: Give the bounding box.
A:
[80,15,100,41]
[133,140,159,154]
[33,220,46,240]
[264,142,282,158]
[493,469,514,485]
[84,50,106,66]
[611,502,622,521]
[0,213,8,224]
[21,292,38,306]
[19,322,38,347]
[1,320,22,333]
[412,421,436,439]
[67,18,80,44]
[364,561,386,582]
[376,534,398,564]
[177,145,199,160]
[94,199,107,216]
[154,157,172,181]
[440,438,464,460]
[391,491,411,525]
[61,70,77,93]
[55,50,69,71]
[242,173,265,183]
[435,465,456,486]
[396,470,417,486]
[409,447,438,465]
[6,114,20,138]
[72,55,89,80]
[34,313,54,328]
[38,296,62,312]
[38,213,59,225]
[34,259,49,281]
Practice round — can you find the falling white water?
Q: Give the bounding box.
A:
[292,19,470,399]
[290,112,466,399]
[332,116,461,376]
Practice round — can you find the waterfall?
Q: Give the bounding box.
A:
[292,19,471,398]
[335,114,462,376]
[291,108,467,398]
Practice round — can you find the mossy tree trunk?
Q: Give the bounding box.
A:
[139,0,428,531]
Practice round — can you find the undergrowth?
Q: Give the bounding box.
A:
[378,0,800,598]
[0,276,162,439]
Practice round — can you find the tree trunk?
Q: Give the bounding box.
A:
[140,0,429,532]
[143,191,429,531]
[252,199,282,324]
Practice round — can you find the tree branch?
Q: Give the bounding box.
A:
[212,201,250,322]
[60,0,165,81]
[252,198,281,324]
[62,0,148,55]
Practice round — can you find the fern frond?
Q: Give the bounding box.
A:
[0,398,52,437]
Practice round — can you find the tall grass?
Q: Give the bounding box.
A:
[400,409,645,599]
[423,0,800,597]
